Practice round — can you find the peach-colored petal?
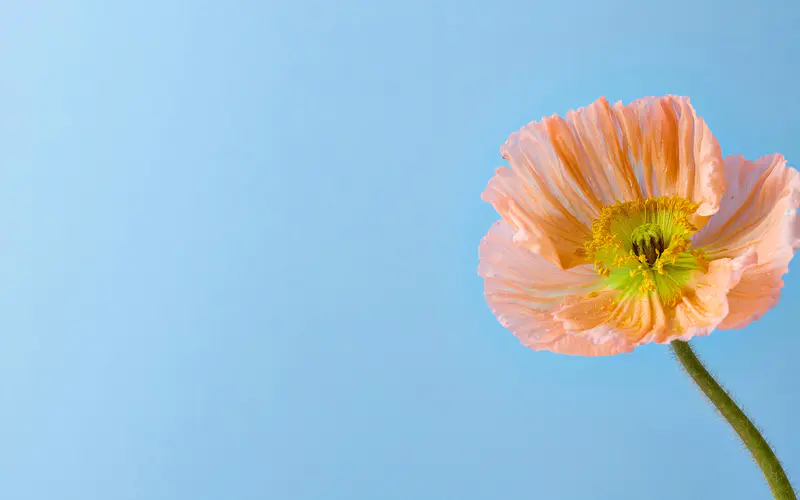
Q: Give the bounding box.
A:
[479,220,763,354]
[613,96,725,217]
[693,154,800,329]
[671,250,757,341]
[553,291,636,353]
[482,168,591,270]
[540,335,625,357]
[479,221,624,356]
[555,290,667,349]
[720,258,790,329]
[482,95,724,269]
[552,252,756,349]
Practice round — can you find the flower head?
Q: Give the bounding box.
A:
[479,96,800,355]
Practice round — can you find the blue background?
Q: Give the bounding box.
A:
[1,1,798,499]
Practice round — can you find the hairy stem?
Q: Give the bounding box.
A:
[671,340,796,500]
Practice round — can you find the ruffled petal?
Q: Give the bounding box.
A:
[482,95,724,270]
[553,291,637,353]
[672,250,757,340]
[479,221,623,356]
[720,258,791,329]
[553,252,756,348]
[613,96,725,217]
[694,154,800,329]
[482,168,590,270]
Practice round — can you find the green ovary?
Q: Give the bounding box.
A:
[630,223,665,266]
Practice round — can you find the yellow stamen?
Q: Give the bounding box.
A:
[584,196,704,304]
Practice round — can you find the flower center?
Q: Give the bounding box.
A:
[630,223,665,266]
[583,196,706,304]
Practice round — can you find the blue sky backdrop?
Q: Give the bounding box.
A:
[1,1,799,499]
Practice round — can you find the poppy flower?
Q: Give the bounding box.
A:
[479,95,800,355]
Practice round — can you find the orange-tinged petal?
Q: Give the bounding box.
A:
[694,154,800,329]
[482,96,724,270]
[553,252,755,349]
[555,290,671,350]
[482,167,591,270]
[552,252,756,349]
[613,96,725,217]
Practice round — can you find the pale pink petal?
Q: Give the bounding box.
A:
[479,221,624,356]
[541,335,626,357]
[693,154,800,329]
[482,96,724,270]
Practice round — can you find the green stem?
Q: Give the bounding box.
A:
[671,340,796,500]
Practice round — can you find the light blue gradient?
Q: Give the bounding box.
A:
[1,1,798,499]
